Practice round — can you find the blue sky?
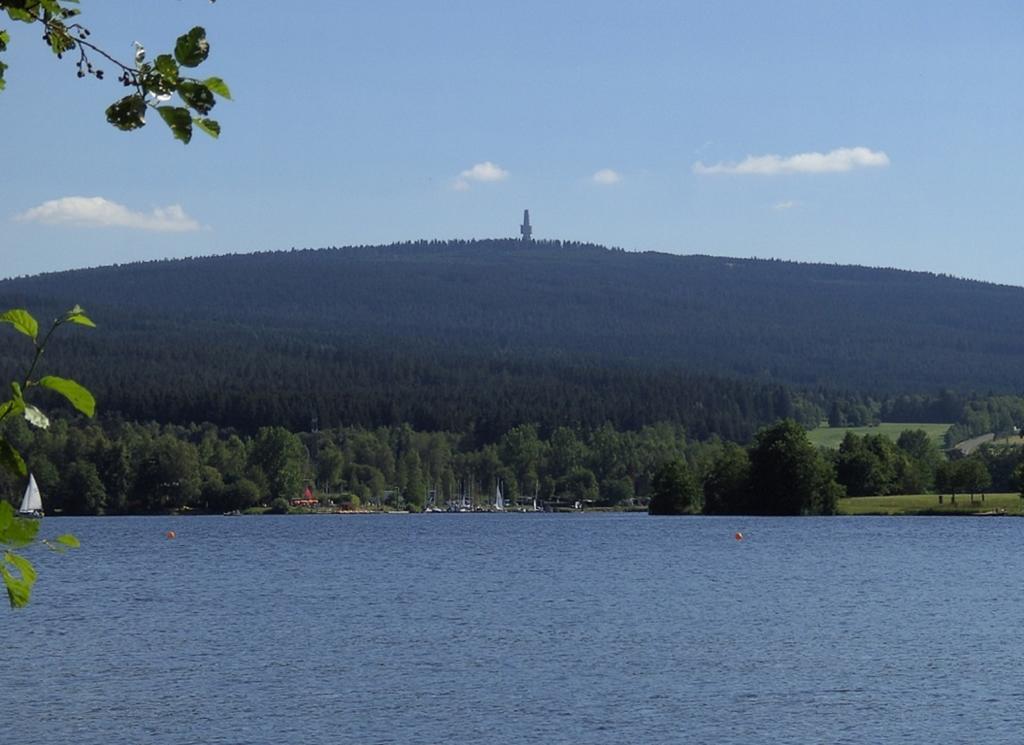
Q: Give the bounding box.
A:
[3,1,1023,284]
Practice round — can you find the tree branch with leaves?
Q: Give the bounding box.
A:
[0,0,230,143]
[0,305,96,607]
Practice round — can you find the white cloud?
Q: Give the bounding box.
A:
[772,200,799,210]
[453,161,509,190]
[591,168,622,186]
[693,146,890,175]
[15,196,201,232]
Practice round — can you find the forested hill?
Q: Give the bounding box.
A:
[1,239,1022,440]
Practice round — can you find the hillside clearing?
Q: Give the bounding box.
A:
[808,422,951,449]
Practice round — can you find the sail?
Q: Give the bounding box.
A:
[494,482,504,511]
[20,474,42,513]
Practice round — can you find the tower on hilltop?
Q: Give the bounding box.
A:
[520,209,532,242]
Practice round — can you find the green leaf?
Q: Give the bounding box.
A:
[140,69,174,99]
[2,551,36,608]
[65,313,96,327]
[157,105,193,144]
[203,76,231,100]
[5,551,36,584]
[194,117,220,139]
[55,534,80,549]
[0,308,38,340]
[0,506,39,548]
[44,533,80,554]
[174,26,209,68]
[38,0,63,16]
[23,403,49,430]
[0,394,26,421]
[5,9,34,23]
[178,80,215,115]
[154,53,179,82]
[0,437,27,478]
[45,20,75,56]
[38,376,95,417]
[2,566,31,608]
[106,94,147,131]
[63,304,96,328]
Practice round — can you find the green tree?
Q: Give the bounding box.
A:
[345,463,386,508]
[702,442,750,515]
[268,496,290,514]
[600,476,635,507]
[834,432,899,497]
[207,433,249,483]
[62,459,107,515]
[895,428,941,493]
[0,1,230,142]
[587,423,628,484]
[346,430,396,485]
[1014,462,1024,502]
[935,460,957,500]
[956,458,991,502]
[648,459,700,515]
[500,424,544,496]
[99,442,131,514]
[421,432,455,495]
[250,426,306,503]
[971,442,1022,493]
[937,458,992,504]
[398,448,425,508]
[315,441,346,494]
[134,434,201,511]
[215,477,261,513]
[196,463,225,508]
[747,419,841,515]
[896,429,939,463]
[546,426,584,480]
[827,400,845,427]
[556,467,599,505]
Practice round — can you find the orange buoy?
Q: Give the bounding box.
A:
[734,531,743,541]
[165,530,176,540]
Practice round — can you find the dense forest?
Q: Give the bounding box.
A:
[2,240,1024,443]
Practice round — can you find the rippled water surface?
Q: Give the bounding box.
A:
[6,514,1024,744]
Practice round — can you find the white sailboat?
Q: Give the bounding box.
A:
[494,480,505,511]
[19,473,44,518]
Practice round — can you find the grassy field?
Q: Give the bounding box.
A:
[839,492,1022,516]
[807,422,952,449]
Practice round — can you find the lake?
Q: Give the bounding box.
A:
[5,513,1024,744]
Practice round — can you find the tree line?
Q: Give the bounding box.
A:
[652,423,1022,515]
[3,414,1019,517]
[0,415,690,514]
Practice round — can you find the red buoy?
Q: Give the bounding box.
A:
[734,531,743,541]
[165,530,176,540]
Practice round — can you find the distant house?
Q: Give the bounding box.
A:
[291,485,318,508]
